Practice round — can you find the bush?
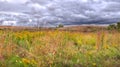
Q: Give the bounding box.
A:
[117,22,120,31]
[58,24,64,28]
[108,24,116,30]
[108,22,120,31]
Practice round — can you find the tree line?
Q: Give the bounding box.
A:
[108,22,120,31]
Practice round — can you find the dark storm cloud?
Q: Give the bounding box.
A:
[102,2,120,12]
[28,0,120,25]
[104,0,120,2]
[0,0,120,26]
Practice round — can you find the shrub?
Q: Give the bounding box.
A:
[117,22,120,31]
[58,24,64,28]
[108,24,116,30]
[108,22,120,31]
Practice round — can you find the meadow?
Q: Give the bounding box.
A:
[0,26,120,67]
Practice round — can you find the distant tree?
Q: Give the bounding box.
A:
[108,24,116,30]
[58,24,64,28]
[117,22,120,31]
[108,22,120,31]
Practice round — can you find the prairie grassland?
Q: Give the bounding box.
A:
[0,28,120,67]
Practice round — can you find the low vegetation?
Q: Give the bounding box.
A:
[0,27,120,67]
[56,24,64,28]
[108,22,120,31]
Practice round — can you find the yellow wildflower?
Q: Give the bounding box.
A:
[92,63,96,66]
[31,59,37,64]
[22,58,30,64]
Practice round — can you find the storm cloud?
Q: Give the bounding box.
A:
[0,0,120,26]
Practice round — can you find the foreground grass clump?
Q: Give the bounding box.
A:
[0,30,120,67]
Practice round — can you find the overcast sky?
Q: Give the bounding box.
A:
[0,0,120,25]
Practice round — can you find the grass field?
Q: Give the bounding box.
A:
[0,26,120,67]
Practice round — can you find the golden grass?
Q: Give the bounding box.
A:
[0,27,120,67]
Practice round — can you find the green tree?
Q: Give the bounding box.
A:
[108,24,116,30]
[58,24,64,28]
[117,22,120,31]
[108,22,120,31]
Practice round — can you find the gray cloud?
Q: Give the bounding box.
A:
[0,2,30,12]
[0,0,120,26]
[28,0,120,25]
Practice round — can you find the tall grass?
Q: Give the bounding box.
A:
[0,30,120,67]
